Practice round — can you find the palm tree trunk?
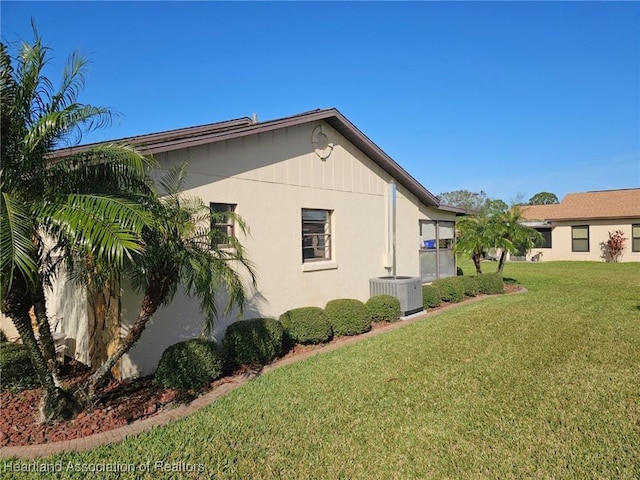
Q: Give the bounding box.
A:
[32,278,60,380]
[497,249,508,275]
[77,291,161,406]
[473,254,483,274]
[8,308,81,422]
[87,277,123,379]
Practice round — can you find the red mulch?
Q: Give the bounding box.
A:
[1,284,522,448]
[0,360,190,448]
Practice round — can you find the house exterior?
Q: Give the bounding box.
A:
[517,188,640,263]
[1,108,462,378]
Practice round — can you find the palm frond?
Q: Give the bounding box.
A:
[158,162,190,197]
[46,143,156,197]
[41,194,150,267]
[0,192,38,290]
[25,103,113,151]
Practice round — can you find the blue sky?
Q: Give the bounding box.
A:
[2,1,639,203]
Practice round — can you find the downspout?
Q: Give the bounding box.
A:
[388,181,397,278]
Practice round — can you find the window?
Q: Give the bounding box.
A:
[302,209,331,262]
[210,203,236,248]
[633,224,640,252]
[572,225,589,252]
[535,228,552,248]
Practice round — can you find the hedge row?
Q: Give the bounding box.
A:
[221,296,400,364]
[424,273,504,308]
[156,275,506,390]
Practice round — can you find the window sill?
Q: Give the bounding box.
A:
[302,261,338,272]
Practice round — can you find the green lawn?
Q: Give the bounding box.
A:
[4,262,640,479]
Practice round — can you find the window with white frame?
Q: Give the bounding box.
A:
[210,203,236,248]
[302,209,331,262]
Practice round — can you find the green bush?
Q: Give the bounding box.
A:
[325,299,372,336]
[154,338,223,391]
[459,275,479,297]
[0,342,39,391]
[422,285,442,308]
[475,273,505,294]
[433,277,465,303]
[223,318,283,367]
[366,295,401,323]
[279,307,332,345]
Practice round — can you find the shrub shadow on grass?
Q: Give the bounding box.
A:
[502,276,519,285]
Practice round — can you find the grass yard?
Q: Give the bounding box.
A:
[3,261,639,479]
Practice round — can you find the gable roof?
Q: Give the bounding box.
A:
[53,108,453,210]
[521,188,640,222]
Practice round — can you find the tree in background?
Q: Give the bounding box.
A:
[453,208,502,274]
[528,192,559,205]
[495,205,544,274]
[437,190,488,212]
[454,200,543,275]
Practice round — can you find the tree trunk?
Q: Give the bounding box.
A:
[497,249,508,275]
[87,277,123,380]
[472,254,483,274]
[32,278,60,380]
[3,278,81,422]
[77,291,161,406]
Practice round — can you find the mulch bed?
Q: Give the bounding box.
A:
[1,283,522,448]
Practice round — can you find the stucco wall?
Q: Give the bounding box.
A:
[0,120,455,378]
[547,219,640,262]
[120,121,454,377]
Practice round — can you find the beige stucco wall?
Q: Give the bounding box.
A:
[120,121,455,377]
[513,219,640,263]
[0,120,455,378]
[545,219,640,262]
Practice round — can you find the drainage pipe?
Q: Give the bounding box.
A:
[388,181,397,278]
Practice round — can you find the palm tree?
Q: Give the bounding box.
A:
[453,212,501,274]
[79,163,257,401]
[495,206,543,274]
[1,26,151,421]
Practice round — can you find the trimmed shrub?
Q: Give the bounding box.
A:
[223,318,283,367]
[459,275,479,297]
[422,285,442,308]
[154,338,223,391]
[279,307,332,345]
[0,342,39,391]
[325,299,372,336]
[433,277,465,303]
[476,273,505,294]
[366,295,401,323]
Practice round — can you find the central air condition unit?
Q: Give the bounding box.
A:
[369,276,423,316]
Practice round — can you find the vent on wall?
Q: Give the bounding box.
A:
[369,276,423,316]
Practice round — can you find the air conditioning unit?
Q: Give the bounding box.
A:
[369,276,423,316]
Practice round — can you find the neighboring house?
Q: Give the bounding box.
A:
[1,108,463,378]
[517,188,640,263]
